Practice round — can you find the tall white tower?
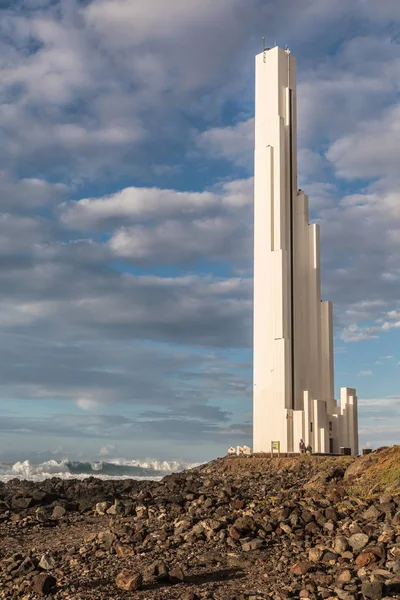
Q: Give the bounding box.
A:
[253,46,358,455]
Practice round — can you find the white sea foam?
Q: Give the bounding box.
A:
[11,459,70,477]
[107,458,197,471]
[0,457,199,483]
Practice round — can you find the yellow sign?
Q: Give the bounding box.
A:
[271,441,280,450]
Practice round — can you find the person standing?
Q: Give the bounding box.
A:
[299,439,306,454]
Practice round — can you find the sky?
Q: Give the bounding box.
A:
[0,0,399,463]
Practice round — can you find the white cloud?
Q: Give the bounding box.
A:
[85,0,239,45]
[382,320,400,331]
[0,300,60,327]
[62,187,217,229]
[76,397,101,411]
[317,185,400,333]
[341,325,379,342]
[61,178,253,230]
[0,247,252,347]
[357,370,373,377]
[339,306,400,342]
[326,104,400,180]
[298,149,327,181]
[61,178,254,268]
[297,34,400,147]
[196,121,330,182]
[0,173,67,210]
[302,181,337,211]
[0,213,52,255]
[196,118,254,168]
[83,0,260,92]
[358,397,400,407]
[2,0,260,178]
[99,444,116,457]
[109,216,249,265]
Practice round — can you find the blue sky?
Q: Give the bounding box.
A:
[0,0,399,463]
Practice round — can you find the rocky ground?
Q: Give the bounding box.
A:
[0,446,399,600]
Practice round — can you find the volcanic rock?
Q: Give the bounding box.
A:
[168,565,185,583]
[0,446,399,599]
[349,533,369,552]
[115,569,143,591]
[31,573,57,594]
[52,505,66,519]
[38,554,56,570]
[290,561,313,575]
[361,580,383,599]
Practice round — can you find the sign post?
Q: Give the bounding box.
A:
[271,441,280,457]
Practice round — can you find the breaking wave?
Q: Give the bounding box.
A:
[0,458,198,483]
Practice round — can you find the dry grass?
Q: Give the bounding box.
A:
[344,445,400,497]
[198,447,400,499]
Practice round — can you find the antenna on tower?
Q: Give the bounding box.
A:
[262,36,271,51]
[262,36,270,62]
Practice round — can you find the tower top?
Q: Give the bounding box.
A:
[256,44,295,65]
[259,42,291,54]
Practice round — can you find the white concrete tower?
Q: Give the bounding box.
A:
[253,46,358,455]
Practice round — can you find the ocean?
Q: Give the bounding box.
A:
[0,458,199,483]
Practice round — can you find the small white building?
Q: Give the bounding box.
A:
[237,445,252,456]
[253,46,358,455]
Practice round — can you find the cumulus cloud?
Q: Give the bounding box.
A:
[0,213,54,256]
[108,215,252,266]
[61,179,253,230]
[0,0,266,180]
[0,0,399,457]
[62,178,254,267]
[297,34,400,146]
[62,187,218,229]
[85,0,245,48]
[83,0,268,99]
[326,104,400,181]
[0,173,67,210]
[317,185,400,328]
[196,119,254,168]
[339,304,400,342]
[1,0,384,182]
[0,265,252,347]
[341,325,379,343]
